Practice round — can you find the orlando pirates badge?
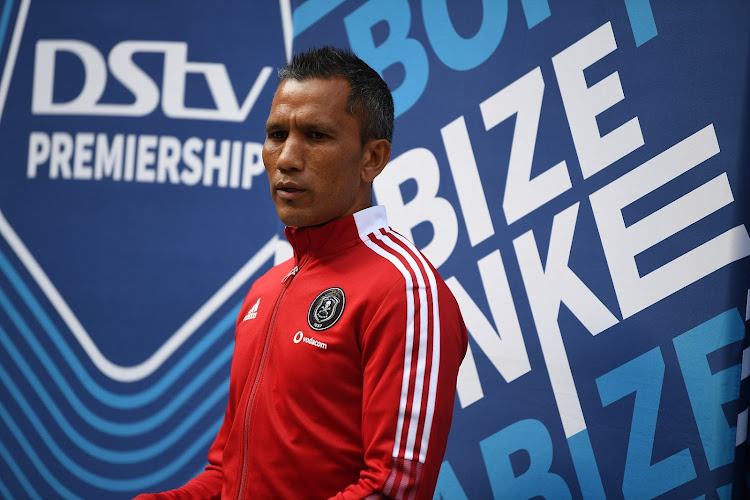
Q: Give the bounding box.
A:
[308,287,346,331]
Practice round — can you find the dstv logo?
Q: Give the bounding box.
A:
[32,40,273,122]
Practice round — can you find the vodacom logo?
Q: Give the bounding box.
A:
[292,331,327,350]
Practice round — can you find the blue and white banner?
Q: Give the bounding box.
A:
[0,0,748,498]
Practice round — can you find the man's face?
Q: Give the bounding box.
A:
[262,77,372,228]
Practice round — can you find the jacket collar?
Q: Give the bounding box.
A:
[284,206,388,263]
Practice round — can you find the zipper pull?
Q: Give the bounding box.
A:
[281,265,298,283]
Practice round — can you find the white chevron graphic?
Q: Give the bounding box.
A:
[0,208,279,382]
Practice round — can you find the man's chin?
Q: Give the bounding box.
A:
[276,208,314,228]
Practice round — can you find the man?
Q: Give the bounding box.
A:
[136,46,467,500]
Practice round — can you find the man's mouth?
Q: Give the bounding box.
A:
[276,182,305,200]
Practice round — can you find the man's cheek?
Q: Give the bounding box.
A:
[261,148,271,169]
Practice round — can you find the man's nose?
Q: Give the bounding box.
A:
[276,134,303,171]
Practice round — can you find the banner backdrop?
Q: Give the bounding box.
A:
[0,0,748,498]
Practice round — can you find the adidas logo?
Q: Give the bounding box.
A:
[242,298,260,322]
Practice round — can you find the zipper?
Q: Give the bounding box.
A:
[281,265,298,283]
[236,256,306,499]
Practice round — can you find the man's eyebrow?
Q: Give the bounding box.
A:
[264,119,337,135]
[301,121,336,134]
[265,122,284,133]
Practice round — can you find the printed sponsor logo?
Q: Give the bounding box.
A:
[293,330,327,350]
[32,40,272,121]
[25,40,273,190]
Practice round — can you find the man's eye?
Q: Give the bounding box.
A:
[269,131,287,140]
[310,131,327,139]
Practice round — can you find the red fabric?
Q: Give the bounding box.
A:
[134,206,467,500]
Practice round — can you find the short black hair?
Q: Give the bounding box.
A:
[277,46,394,144]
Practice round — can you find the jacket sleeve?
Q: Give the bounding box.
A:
[130,410,227,499]
[131,376,235,498]
[132,290,259,500]
[330,268,468,500]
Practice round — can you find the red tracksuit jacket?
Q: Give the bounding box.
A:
[140,206,468,499]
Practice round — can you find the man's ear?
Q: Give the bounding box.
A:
[361,139,391,183]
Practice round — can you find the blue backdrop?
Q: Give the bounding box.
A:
[0,0,748,498]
